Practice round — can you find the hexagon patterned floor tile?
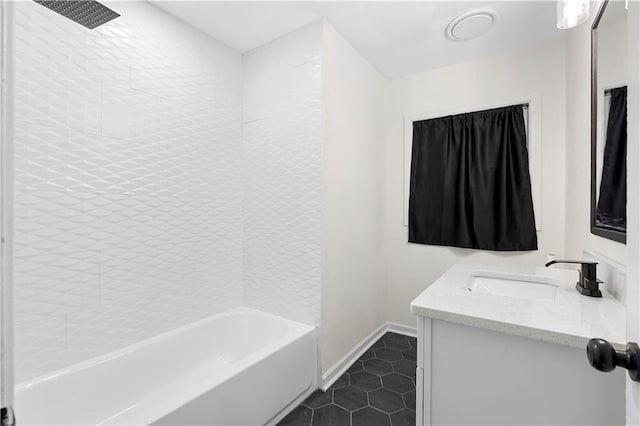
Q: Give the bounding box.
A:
[277,332,417,426]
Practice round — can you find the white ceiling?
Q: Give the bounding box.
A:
[151,1,565,78]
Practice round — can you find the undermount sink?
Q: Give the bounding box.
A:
[466,271,560,301]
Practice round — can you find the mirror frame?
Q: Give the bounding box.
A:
[590,0,626,244]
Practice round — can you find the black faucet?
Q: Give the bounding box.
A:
[545,259,603,297]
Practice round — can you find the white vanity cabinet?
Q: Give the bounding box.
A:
[411,263,627,426]
[415,316,624,425]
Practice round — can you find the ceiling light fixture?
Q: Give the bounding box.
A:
[446,10,497,42]
[557,0,590,29]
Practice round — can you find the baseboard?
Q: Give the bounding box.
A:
[386,321,418,338]
[320,322,417,391]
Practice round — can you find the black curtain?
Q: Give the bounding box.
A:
[409,105,537,251]
[597,86,627,231]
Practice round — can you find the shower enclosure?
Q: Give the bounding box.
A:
[0,0,390,421]
[0,0,328,422]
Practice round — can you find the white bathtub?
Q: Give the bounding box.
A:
[15,308,317,425]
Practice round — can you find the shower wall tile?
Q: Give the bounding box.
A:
[242,21,323,326]
[13,1,244,382]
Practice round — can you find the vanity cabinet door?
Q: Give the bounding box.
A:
[418,319,624,425]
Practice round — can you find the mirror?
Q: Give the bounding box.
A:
[591,0,628,243]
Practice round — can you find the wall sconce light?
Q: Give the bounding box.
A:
[557,0,591,29]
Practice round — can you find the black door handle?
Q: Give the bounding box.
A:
[587,338,640,381]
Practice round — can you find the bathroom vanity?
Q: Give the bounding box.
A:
[411,262,626,425]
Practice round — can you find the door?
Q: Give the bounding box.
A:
[0,0,13,424]
[627,1,640,424]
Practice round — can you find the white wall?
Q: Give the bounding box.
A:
[598,22,628,89]
[565,1,626,264]
[595,22,628,193]
[382,39,568,326]
[242,21,323,326]
[320,21,387,374]
[12,1,244,382]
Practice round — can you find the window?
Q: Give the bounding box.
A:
[404,103,539,251]
[403,99,540,232]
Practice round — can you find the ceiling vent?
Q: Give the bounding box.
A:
[446,10,497,41]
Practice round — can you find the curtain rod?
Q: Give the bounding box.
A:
[414,103,530,123]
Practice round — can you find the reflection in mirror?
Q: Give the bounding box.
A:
[596,86,626,232]
[591,0,627,243]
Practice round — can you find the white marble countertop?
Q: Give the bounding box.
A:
[410,262,627,349]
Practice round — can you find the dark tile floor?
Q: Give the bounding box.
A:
[278,332,417,426]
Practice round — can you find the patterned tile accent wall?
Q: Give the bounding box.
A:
[13,1,244,382]
[242,21,323,326]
